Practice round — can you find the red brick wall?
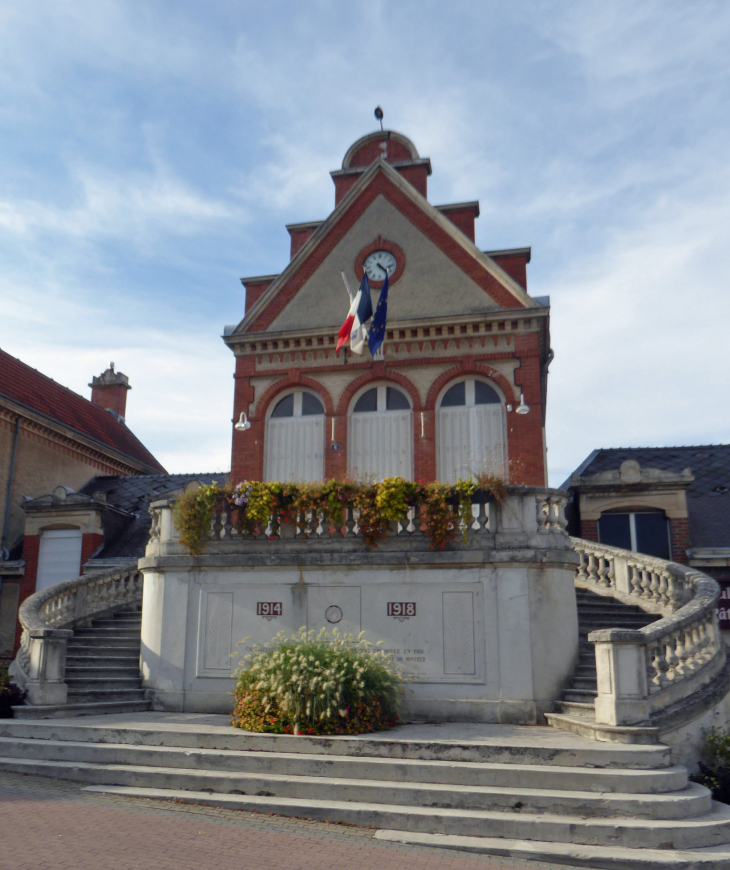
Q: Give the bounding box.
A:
[438,207,476,242]
[669,517,690,564]
[490,253,529,290]
[288,228,318,260]
[81,532,103,567]
[347,139,413,167]
[243,281,274,314]
[581,520,599,543]
[90,384,128,418]
[15,534,40,653]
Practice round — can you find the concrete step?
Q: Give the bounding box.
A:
[66,677,143,691]
[93,618,142,626]
[72,630,141,640]
[569,678,598,690]
[0,737,690,794]
[0,755,711,821]
[555,700,596,720]
[375,829,730,869]
[0,719,673,769]
[66,689,147,704]
[67,641,140,652]
[77,784,730,850]
[66,653,140,663]
[563,689,598,703]
[10,700,152,720]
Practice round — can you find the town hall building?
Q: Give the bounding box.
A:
[224,129,552,487]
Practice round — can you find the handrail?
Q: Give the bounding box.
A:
[9,561,141,707]
[571,537,725,726]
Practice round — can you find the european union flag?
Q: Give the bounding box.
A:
[368,271,389,357]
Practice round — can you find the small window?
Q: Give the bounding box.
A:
[301,392,325,416]
[271,394,294,418]
[598,511,670,560]
[474,381,500,405]
[441,381,466,407]
[386,387,410,411]
[353,388,378,413]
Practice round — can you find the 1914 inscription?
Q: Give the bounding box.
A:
[257,602,282,620]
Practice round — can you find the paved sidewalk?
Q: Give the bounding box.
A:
[0,770,579,870]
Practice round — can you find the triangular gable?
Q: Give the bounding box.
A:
[234,159,536,336]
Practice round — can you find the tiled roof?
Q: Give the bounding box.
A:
[0,348,165,473]
[81,473,228,559]
[573,445,730,549]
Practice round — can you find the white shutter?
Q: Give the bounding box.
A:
[265,417,324,482]
[472,405,506,478]
[349,410,412,481]
[438,406,470,483]
[36,529,83,592]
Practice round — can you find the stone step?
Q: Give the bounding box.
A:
[66,677,143,691]
[570,677,598,690]
[66,653,140,664]
[545,713,661,746]
[0,737,690,794]
[93,618,142,626]
[72,630,141,640]
[66,689,147,704]
[0,755,710,821]
[0,719,673,769]
[374,829,730,869]
[66,666,141,679]
[78,783,730,850]
[67,641,141,652]
[10,700,152,720]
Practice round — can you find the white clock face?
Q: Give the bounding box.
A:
[363,250,397,281]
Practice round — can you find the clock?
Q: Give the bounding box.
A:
[355,237,405,288]
[363,250,397,282]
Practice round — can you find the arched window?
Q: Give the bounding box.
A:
[437,378,507,482]
[348,384,412,481]
[265,390,325,482]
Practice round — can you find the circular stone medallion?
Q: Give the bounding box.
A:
[325,605,343,624]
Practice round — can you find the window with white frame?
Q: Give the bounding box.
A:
[437,378,507,483]
[264,390,325,482]
[598,510,671,560]
[348,385,412,481]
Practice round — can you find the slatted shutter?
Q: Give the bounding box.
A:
[36,529,83,592]
[348,387,412,481]
[265,392,325,482]
[472,405,506,478]
[438,406,471,483]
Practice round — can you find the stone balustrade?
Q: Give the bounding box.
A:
[9,562,141,706]
[147,486,569,555]
[572,538,725,727]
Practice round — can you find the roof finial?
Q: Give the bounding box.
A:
[374,106,384,131]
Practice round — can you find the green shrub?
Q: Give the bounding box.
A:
[231,628,409,735]
[690,727,730,804]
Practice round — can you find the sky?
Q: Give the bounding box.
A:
[1,0,729,487]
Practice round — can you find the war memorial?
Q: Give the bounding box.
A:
[4,125,730,868]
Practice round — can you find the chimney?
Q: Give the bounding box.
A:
[89,363,131,422]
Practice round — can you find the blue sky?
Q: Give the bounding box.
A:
[1,1,729,485]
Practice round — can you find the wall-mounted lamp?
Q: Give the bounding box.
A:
[235,411,251,431]
[515,393,530,415]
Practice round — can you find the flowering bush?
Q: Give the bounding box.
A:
[174,476,506,555]
[231,628,407,735]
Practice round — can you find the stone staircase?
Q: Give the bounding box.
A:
[547,589,662,742]
[0,714,729,868]
[14,607,151,719]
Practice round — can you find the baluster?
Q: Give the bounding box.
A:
[649,643,669,691]
[606,557,615,589]
[656,572,669,608]
[648,571,661,602]
[664,636,679,683]
[406,507,416,534]
[673,631,689,680]
[555,497,568,530]
[597,556,610,588]
[628,564,642,599]
[476,501,489,533]
[212,510,224,540]
[576,550,589,585]
[344,507,356,537]
[352,508,361,536]
[639,568,651,601]
[587,553,599,585]
[536,498,548,532]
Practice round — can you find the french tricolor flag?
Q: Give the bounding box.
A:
[336,275,373,355]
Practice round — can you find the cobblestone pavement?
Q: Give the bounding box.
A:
[0,771,580,870]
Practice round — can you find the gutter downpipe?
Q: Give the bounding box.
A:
[1,416,21,569]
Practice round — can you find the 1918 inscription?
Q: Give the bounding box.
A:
[387,602,416,617]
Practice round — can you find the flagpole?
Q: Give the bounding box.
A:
[340,271,354,303]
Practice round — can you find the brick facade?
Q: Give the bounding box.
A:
[227,130,550,488]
